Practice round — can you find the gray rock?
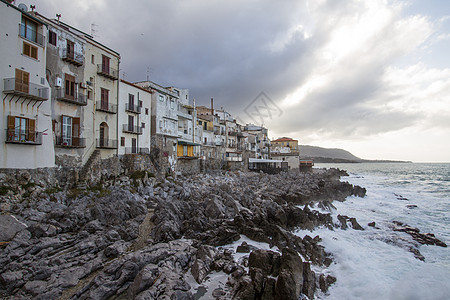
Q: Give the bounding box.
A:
[0,214,27,241]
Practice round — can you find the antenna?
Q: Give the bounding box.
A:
[146,67,150,81]
[56,14,61,22]
[90,23,98,37]
[122,71,127,80]
[30,5,35,12]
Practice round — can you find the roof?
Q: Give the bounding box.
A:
[272,137,298,143]
[1,0,46,26]
[120,79,154,94]
[249,158,283,163]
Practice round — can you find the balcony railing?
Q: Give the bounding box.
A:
[125,103,141,114]
[177,110,192,119]
[3,78,48,101]
[56,88,87,106]
[62,48,83,66]
[97,64,118,80]
[55,136,86,148]
[125,147,150,154]
[96,138,118,149]
[96,101,117,114]
[19,24,44,46]
[203,141,216,147]
[5,129,42,145]
[215,140,223,146]
[122,124,143,135]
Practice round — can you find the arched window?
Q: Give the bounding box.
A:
[99,122,109,147]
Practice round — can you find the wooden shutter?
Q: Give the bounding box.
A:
[15,69,29,93]
[30,45,37,59]
[101,88,109,109]
[23,42,30,56]
[102,55,110,74]
[28,118,35,142]
[72,117,80,146]
[23,42,37,59]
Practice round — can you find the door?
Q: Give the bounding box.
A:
[132,138,137,154]
[128,115,134,132]
[102,55,110,74]
[65,74,75,100]
[101,88,109,110]
[128,94,134,111]
[99,122,108,147]
[62,116,72,146]
[72,117,80,146]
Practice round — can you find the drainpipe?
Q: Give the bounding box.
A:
[116,57,120,158]
[137,91,140,152]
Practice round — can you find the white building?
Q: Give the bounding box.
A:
[0,1,54,168]
[118,79,151,155]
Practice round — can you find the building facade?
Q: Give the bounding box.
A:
[118,80,151,155]
[0,1,54,168]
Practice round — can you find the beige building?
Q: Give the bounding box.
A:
[0,1,54,168]
[83,36,120,162]
[270,137,300,169]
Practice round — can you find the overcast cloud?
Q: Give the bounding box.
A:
[21,0,450,161]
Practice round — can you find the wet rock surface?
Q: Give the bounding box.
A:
[0,168,364,299]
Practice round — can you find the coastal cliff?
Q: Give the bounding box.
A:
[0,169,366,299]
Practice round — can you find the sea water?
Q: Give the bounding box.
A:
[296,163,450,300]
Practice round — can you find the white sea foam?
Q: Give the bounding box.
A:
[296,163,450,300]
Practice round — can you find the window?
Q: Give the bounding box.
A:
[141,122,145,128]
[20,17,38,43]
[159,95,164,102]
[170,100,174,109]
[159,120,163,128]
[49,31,57,46]
[23,42,38,59]
[91,55,94,64]
[128,115,134,131]
[101,88,109,110]
[15,69,29,93]
[64,74,76,99]
[138,100,143,107]
[87,90,92,100]
[7,115,36,143]
[145,108,149,115]
[62,116,72,146]
[121,137,125,147]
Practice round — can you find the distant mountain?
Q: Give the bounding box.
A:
[299,145,411,163]
[299,145,362,163]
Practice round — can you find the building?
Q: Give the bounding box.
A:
[32,14,88,168]
[243,124,270,159]
[84,35,120,162]
[118,79,152,155]
[0,1,54,168]
[270,137,300,169]
[135,80,180,173]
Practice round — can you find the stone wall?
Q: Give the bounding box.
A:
[177,158,200,176]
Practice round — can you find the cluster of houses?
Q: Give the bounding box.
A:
[0,1,308,176]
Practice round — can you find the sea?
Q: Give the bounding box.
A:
[295,163,450,300]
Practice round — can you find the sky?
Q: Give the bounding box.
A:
[18,0,450,162]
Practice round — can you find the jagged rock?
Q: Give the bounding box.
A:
[275,248,304,299]
[248,249,280,276]
[0,214,27,242]
[368,221,376,227]
[393,221,447,247]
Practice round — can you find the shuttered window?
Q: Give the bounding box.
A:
[6,115,36,142]
[101,88,109,110]
[15,69,29,93]
[64,74,76,99]
[49,31,57,46]
[23,42,38,59]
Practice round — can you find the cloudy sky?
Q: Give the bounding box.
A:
[21,0,450,162]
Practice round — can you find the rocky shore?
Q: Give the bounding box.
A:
[0,168,366,299]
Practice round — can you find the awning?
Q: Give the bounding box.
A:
[249,158,283,163]
[178,140,202,146]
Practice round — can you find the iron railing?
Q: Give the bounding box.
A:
[56,88,87,105]
[96,101,117,114]
[55,136,86,147]
[122,124,143,135]
[125,103,141,114]
[125,147,150,154]
[5,128,42,145]
[62,48,83,66]
[97,64,118,80]
[96,139,118,149]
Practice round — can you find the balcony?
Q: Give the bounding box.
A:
[122,124,143,135]
[215,140,224,146]
[55,136,86,148]
[96,139,118,149]
[226,156,243,162]
[62,48,83,66]
[56,88,87,106]
[202,141,216,147]
[125,147,150,155]
[177,110,192,119]
[3,78,49,101]
[125,103,141,114]
[5,129,42,145]
[18,24,44,47]
[97,64,118,80]
[96,101,117,114]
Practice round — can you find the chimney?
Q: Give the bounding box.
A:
[210,98,214,116]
